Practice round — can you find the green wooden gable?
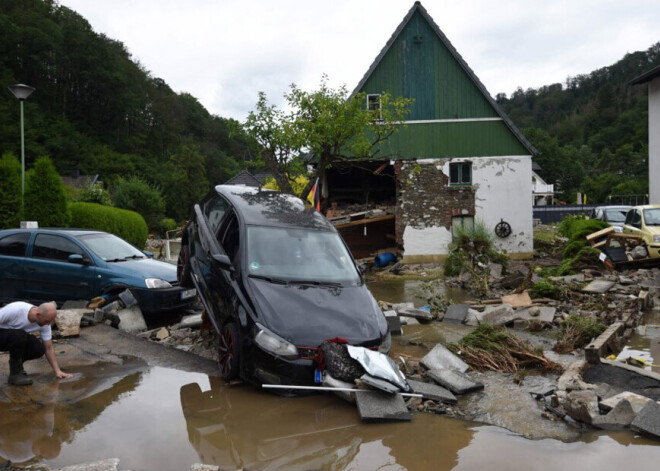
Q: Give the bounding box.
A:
[355,2,536,159]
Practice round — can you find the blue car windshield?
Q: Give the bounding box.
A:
[77,233,145,261]
[246,226,361,284]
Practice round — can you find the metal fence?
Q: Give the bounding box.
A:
[533,204,597,224]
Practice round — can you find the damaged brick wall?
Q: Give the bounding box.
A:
[395,160,475,247]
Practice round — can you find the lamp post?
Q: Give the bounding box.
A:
[8,83,35,206]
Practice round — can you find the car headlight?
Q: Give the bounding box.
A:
[254,323,298,360]
[145,278,172,289]
[378,332,392,354]
[654,235,660,244]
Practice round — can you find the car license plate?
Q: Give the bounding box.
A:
[180,289,196,300]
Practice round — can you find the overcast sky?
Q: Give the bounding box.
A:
[59,0,660,121]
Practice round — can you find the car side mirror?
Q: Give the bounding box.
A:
[143,250,154,258]
[68,254,88,265]
[212,253,235,273]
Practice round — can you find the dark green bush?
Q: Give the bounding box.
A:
[70,202,148,248]
[24,156,70,227]
[0,152,22,229]
[529,280,561,299]
[557,214,586,237]
[562,240,585,259]
[443,250,465,276]
[568,219,609,243]
[111,175,165,229]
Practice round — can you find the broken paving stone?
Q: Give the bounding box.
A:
[400,317,420,326]
[427,369,484,395]
[407,379,457,404]
[117,305,147,334]
[514,306,556,324]
[631,400,660,439]
[156,327,170,340]
[600,391,654,415]
[392,302,415,313]
[581,279,616,294]
[592,399,635,430]
[464,309,480,327]
[443,304,470,324]
[421,344,469,373]
[55,309,86,337]
[501,292,533,308]
[474,303,515,326]
[180,313,203,329]
[355,390,411,422]
[386,315,402,335]
[397,307,433,322]
[564,390,599,424]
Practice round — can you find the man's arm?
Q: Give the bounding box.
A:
[43,340,72,379]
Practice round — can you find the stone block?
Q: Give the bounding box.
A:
[117,305,147,333]
[584,322,624,364]
[464,309,480,327]
[55,309,85,337]
[443,304,470,324]
[564,390,599,424]
[630,400,660,439]
[421,343,469,373]
[427,368,484,395]
[600,392,654,415]
[501,292,532,308]
[386,315,402,335]
[475,303,515,326]
[397,307,433,322]
[355,390,411,422]
[407,379,457,404]
[514,306,556,324]
[592,399,635,430]
[180,313,203,329]
[400,317,419,326]
[582,280,616,294]
[156,327,170,340]
[392,302,415,313]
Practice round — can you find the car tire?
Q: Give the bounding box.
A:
[177,244,193,288]
[218,322,240,381]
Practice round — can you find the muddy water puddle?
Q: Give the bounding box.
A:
[617,310,660,374]
[1,361,659,470]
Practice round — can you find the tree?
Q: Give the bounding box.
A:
[24,156,70,227]
[167,145,209,221]
[245,76,413,200]
[111,175,165,228]
[0,152,22,228]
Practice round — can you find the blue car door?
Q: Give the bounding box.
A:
[0,232,31,302]
[24,233,98,303]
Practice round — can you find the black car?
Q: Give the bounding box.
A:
[178,185,389,386]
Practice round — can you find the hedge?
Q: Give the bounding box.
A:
[70,202,148,248]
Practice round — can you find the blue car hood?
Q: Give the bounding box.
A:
[246,278,387,347]
[104,258,177,283]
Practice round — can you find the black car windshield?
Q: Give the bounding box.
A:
[246,226,360,284]
[77,233,145,261]
[604,209,628,223]
[643,208,660,226]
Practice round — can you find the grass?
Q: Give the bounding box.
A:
[553,315,607,353]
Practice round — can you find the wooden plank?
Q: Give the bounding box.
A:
[586,226,614,244]
[334,214,395,229]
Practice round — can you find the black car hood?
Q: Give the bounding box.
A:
[246,278,387,347]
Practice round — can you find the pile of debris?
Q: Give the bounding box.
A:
[137,312,217,361]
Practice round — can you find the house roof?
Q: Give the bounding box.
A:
[224,170,262,187]
[352,1,537,156]
[629,64,660,85]
[61,174,100,189]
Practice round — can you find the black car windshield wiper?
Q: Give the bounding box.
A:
[126,254,145,259]
[106,257,127,262]
[248,274,289,284]
[287,279,342,288]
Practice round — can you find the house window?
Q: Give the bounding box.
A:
[450,162,472,185]
[451,215,474,240]
[367,94,382,120]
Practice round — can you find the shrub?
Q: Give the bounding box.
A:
[554,315,607,353]
[75,185,112,206]
[529,280,561,299]
[70,202,148,248]
[24,156,70,227]
[155,217,177,235]
[557,214,586,238]
[443,250,465,276]
[111,176,165,229]
[0,152,22,229]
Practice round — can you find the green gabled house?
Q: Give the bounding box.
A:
[326,1,536,261]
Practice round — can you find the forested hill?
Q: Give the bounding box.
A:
[0,0,256,219]
[497,43,660,203]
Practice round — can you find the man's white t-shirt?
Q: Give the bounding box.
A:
[0,302,52,341]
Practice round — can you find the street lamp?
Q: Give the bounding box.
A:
[8,83,35,204]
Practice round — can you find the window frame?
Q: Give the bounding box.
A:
[449,162,472,186]
[31,233,87,263]
[451,215,475,241]
[0,233,30,258]
[366,94,382,121]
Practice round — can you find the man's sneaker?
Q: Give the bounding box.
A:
[8,374,32,386]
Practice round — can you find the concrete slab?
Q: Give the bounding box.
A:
[592,399,635,430]
[582,279,616,294]
[501,292,533,308]
[444,304,470,324]
[631,400,660,439]
[475,303,515,326]
[397,307,433,322]
[564,390,599,424]
[355,390,411,422]
[600,391,654,414]
[117,305,147,334]
[514,306,556,324]
[421,344,469,373]
[427,368,484,395]
[407,379,457,404]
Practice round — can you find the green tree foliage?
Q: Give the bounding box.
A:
[70,202,148,248]
[167,146,209,221]
[498,43,660,202]
[74,185,112,206]
[245,75,413,200]
[0,0,256,218]
[111,176,165,228]
[0,152,22,228]
[24,156,70,227]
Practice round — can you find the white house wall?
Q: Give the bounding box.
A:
[650,79,660,204]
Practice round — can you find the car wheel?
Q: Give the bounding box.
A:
[218,322,240,381]
[177,244,193,288]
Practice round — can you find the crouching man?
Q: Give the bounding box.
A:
[0,302,72,385]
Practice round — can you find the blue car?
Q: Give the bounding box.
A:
[0,228,196,313]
